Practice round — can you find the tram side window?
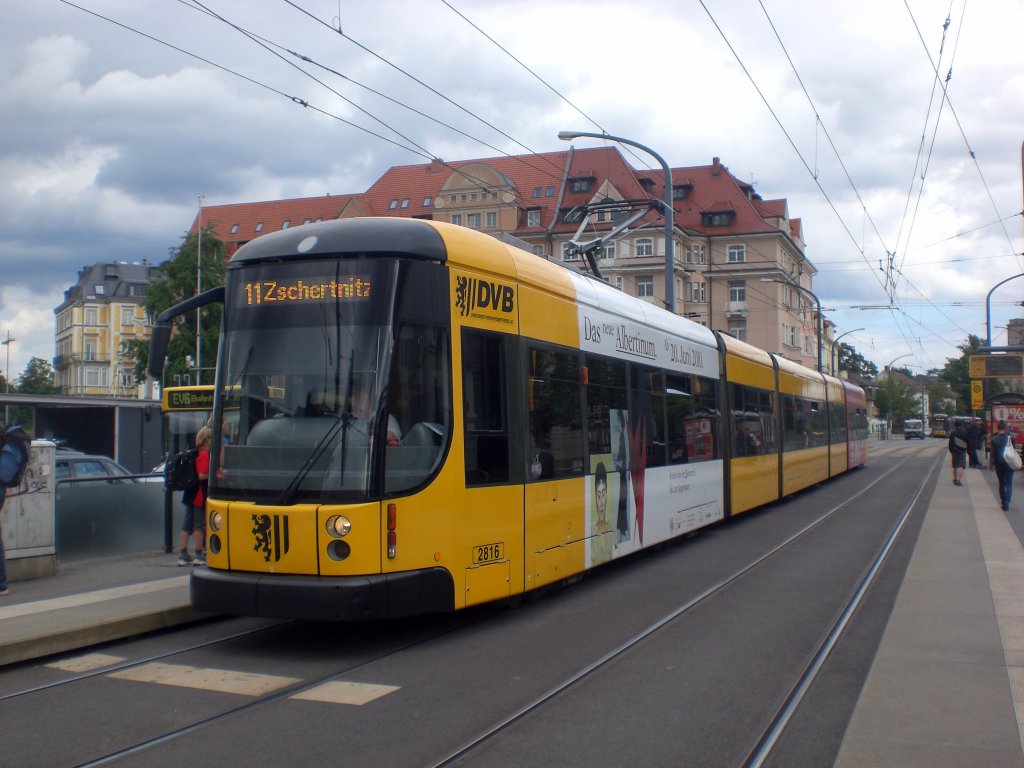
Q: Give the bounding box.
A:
[731,384,776,457]
[385,324,451,494]
[666,374,694,464]
[528,345,584,478]
[584,355,628,477]
[809,401,828,448]
[631,366,667,468]
[462,331,510,486]
[783,396,825,451]
[829,401,847,443]
[692,375,720,461]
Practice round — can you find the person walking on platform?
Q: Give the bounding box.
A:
[948,422,969,486]
[990,420,1016,511]
[967,418,983,468]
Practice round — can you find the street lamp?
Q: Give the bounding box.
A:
[761,278,823,372]
[986,273,1024,347]
[558,131,675,311]
[2,330,13,425]
[885,353,912,373]
[831,327,864,376]
[882,353,913,440]
[195,192,204,385]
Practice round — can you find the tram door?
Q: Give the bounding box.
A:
[460,330,525,606]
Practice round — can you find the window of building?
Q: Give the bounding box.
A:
[121,307,135,326]
[672,184,692,200]
[614,276,624,291]
[532,245,545,256]
[702,211,734,227]
[532,187,542,198]
[602,243,616,260]
[545,186,554,197]
[255,222,264,232]
[401,198,410,209]
[562,242,580,262]
[687,282,706,303]
[728,318,747,341]
[303,218,312,225]
[637,275,655,297]
[635,238,654,257]
[451,214,463,226]
[280,220,289,229]
[94,285,105,295]
[84,340,97,361]
[423,197,432,208]
[85,307,98,326]
[470,193,477,201]
[570,178,593,193]
[685,244,706,264]
[467,213,481,229]
[729,281,746,302]
[526,209,541,227]
[783,323,799,348]
[727,244,746,263]
[389,199,399,210]
[128,284,146,297]
[230,224,240,234]
[486,211,497,228]
[85,366,107,387]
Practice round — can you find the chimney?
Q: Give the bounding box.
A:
[428,158,444,174]
[711,157,721,177]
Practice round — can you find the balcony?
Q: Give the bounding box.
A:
[724,301,749,317]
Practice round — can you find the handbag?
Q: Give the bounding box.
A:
[1004,438,1022,471]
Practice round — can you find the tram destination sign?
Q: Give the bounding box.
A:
[969,354,1024,378]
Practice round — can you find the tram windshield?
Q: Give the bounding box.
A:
[214,259,451,503]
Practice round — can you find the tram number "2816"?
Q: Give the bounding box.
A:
[472,542,505,564]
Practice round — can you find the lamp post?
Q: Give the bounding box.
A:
[883,353,913,440]
[761,277,823,372]
[2,330,13,425]
[195,192,204,385]
[558,131,675,311]
[986,273,1024,347]
[831,327,864,376]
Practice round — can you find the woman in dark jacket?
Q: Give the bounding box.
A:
[990,420,1016,511]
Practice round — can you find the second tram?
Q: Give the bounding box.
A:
[149,218,868,621]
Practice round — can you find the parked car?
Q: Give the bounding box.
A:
[55,455,143,483]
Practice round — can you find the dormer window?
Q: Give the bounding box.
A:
[255,221,264,232]
[702,211,734,227]
[389,199,399,209]
[230,224,240,234]
[672,184,692,200]
[569,177,594,193]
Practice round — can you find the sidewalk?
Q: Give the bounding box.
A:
[836,455,1024,766]
[0,551,206,667]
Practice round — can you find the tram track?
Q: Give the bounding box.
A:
[427,447,939,768]
[0,443,939,768]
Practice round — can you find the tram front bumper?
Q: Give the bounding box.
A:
[190,566,455,621]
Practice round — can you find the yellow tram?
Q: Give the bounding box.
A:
[148,218,867,620]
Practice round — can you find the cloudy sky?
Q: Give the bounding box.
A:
[2,0,1022,382]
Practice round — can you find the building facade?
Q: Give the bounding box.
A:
[192,148,830,371]
[54,262,159,397]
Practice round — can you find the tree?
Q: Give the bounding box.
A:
[18,357,55,394]
[130,225,226,386]
[874,373,921,431]
[937,335,991,415]
[837,343,878,379]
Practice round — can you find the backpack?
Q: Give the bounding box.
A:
[0,426,31,488]
[165,448,199,491]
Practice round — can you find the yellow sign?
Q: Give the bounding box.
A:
[969,354,1023,378]
[971,380,984,410]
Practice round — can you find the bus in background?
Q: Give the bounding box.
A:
[929,413,949,438]
[161,385,215,456]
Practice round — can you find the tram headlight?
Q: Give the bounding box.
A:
[326,515,352,538]
[209,510,224,532]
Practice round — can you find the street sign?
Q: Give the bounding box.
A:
[969,354,1024,378]
[971,380,984,410]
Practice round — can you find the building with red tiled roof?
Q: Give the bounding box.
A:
[189,148,831,370]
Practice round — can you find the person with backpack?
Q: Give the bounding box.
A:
[948,422,969,486]
[0,422,32,596]
[177,426,212,566]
